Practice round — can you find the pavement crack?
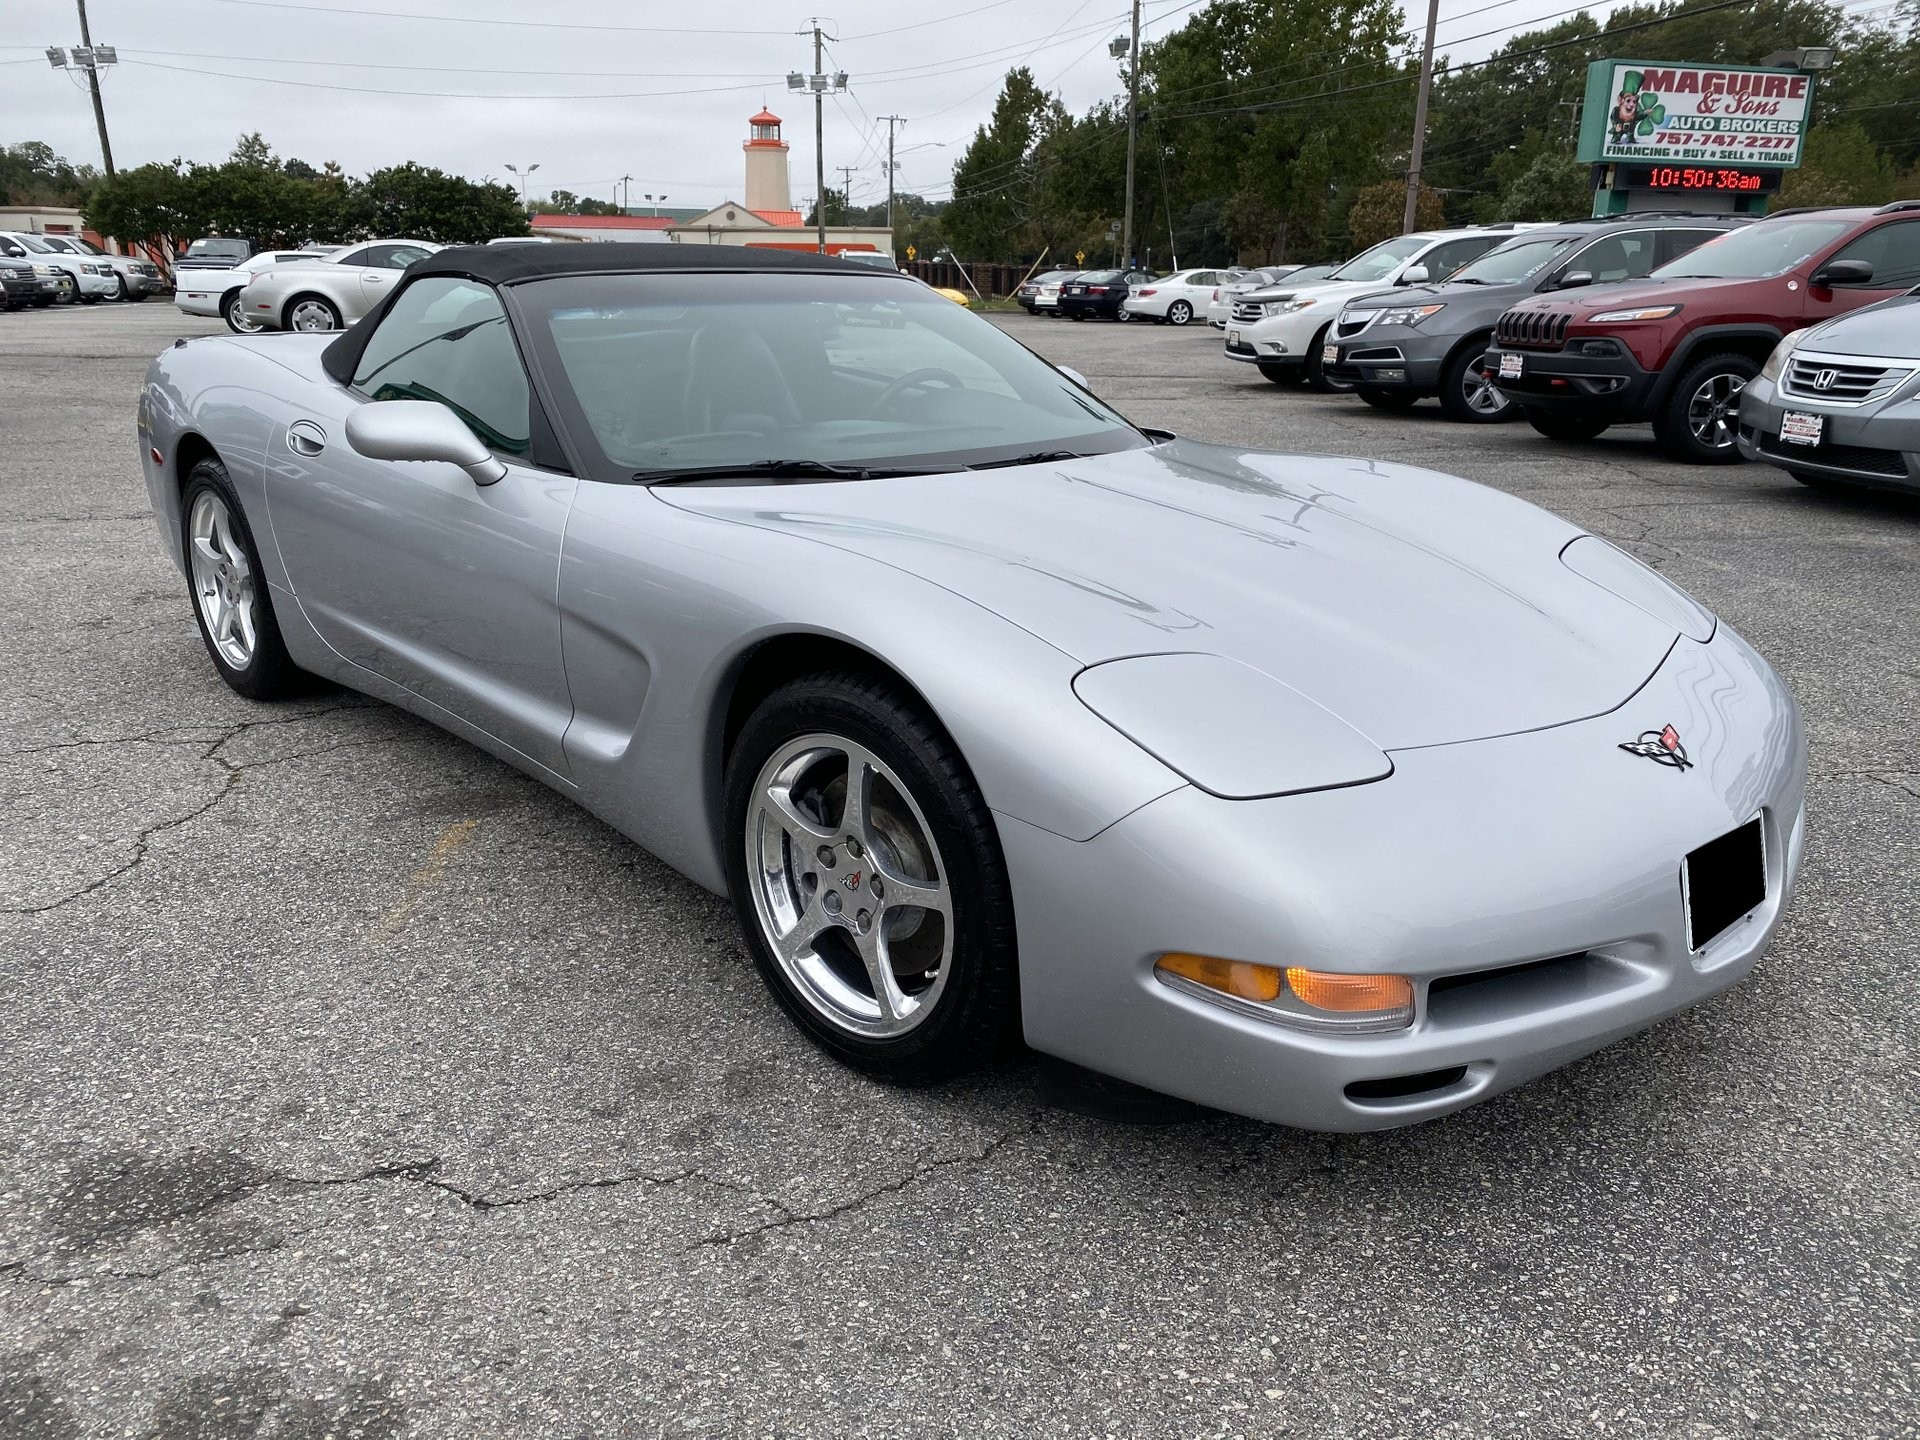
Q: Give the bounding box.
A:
[686,1121,1036,1252]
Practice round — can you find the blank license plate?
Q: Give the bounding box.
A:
[1499,352,1524,379]
[1322,343,1339,365]
[1684,817,1766,951]
[1780,411,1824,446]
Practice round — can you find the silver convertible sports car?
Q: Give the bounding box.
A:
[139,245,1807,1131]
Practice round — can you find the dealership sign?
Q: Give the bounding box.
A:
[1577,60,1814,169]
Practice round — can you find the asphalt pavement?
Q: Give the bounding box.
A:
[1,300,1915,1439]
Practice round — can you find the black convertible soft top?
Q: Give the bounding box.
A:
[323,241,890,383]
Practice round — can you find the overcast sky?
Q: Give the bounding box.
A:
[5,0,1623,211]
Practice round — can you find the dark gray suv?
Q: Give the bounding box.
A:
[1323,214,1749,423]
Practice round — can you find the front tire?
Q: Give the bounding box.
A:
[1653,352,1758,464]
[723,671,1019,1084]
[285,294,342,332]
[1437,343,1516,423]
[55,274,76,304]
[180,459,309,701]
[1525,410,1611,443]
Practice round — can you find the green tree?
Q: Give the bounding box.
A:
[84,161,203,256]
[1347,180,1444,250]
[229,132,276,169]
[0,141,98,206]
[1500,152,1593,221]
[945,67,1061,259]
[354,163,528,242]
[1780,121,1898,205]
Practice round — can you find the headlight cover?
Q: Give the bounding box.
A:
[1586,303,1681,322]
[1266,297,1317,316]
[1073,653,1392,799]
[1376,302,1446,327]
[1560,535,1715,643]
[1760,327,1809,383]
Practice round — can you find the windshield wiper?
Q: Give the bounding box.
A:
[637,458,951,483]
[966,450,1088,470]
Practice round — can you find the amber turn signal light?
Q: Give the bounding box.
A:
[1284,968,1413,1014]
[1155,952,1283,1002]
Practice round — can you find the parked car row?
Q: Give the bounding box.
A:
[0,230,167,307]
[172,237,442,332]
[1217,202,1920,494]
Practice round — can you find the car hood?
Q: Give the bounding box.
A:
[1801,293,1920,354]
[1505,273,1761,316]
[657,439,1679,751]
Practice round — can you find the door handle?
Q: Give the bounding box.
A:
[287,420,327,456]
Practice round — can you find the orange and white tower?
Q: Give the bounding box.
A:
[743,109,792,214]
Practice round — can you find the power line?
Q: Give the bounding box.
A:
[118,56,770,100]
[201,0,796,34]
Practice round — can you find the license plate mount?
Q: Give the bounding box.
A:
[1780,411,1824,446]
[1498,352,1524,379]
[1684,817,1767,952]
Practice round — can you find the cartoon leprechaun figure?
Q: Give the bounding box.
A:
[1608,71,1667,148]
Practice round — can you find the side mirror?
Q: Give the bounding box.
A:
[344,400,506,485]
[1058,365,1092,392]
[1811,258,1873,287]
[1555,270,1596,290]
[1398,265,1430,285]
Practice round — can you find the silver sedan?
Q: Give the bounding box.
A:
[239,238,439,331]
[136,244,1806,1130]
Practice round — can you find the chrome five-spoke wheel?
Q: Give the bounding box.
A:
[188,489,258,669]
[745,734,953,1038]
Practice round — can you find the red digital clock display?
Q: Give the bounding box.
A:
[1615,163,1783,195]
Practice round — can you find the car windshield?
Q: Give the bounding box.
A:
[188,240,249,258]
[64,237,105,255]
[1451,236,1578,284]
[1654,219,1854,280]
[8,235,53,253]
[1328,236,1428,283]
[526,271,1147,478]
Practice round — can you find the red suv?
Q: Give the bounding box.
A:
[1487,202,1920,462]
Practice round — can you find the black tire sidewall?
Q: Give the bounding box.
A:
[1655,353,1758,464]
[1439,344,1515,423]
[180,459,307,701]
[1357,387,1419,410]
[722,673,1019,1083]
[1304,325,1353,392]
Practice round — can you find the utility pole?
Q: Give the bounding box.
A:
[1403,0,1440,233]
[619,173,633,212]
[72,0,116,176]
[813,21,827,252]
[1120,0,1141,268]
[788,21,847,253]
[881,115,906,254]
[836,164,856,224]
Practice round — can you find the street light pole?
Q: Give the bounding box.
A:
[1121,0,1141,269]
[1403,0,1440,233]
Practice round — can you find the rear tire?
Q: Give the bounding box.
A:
[180,458,310,702]
[1437,343,1517,423]
[723,671,1019,1085]
[1304,325,1353,393]
[285,293,342,332]
[1652,352,1758,465]
[1167,300,1193,326]
[1525,411,1611,443]
[224,289,263,334]
[1357,387,1420,411]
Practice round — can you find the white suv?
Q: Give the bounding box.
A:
[0,231,117,303]
[1224,227,1541,391]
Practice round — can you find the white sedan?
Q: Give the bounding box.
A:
[1124,269,1240,326]
[239,239,441,332]
[176,250,331,332]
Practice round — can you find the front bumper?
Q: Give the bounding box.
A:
[2,277,61,304]
[1006,627,1805,1131]
[74,269,118,298]
[1324,325,1449,391]
[1485,339,1659,421]
[119,270,170,296]
[1737,375,1920,495]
